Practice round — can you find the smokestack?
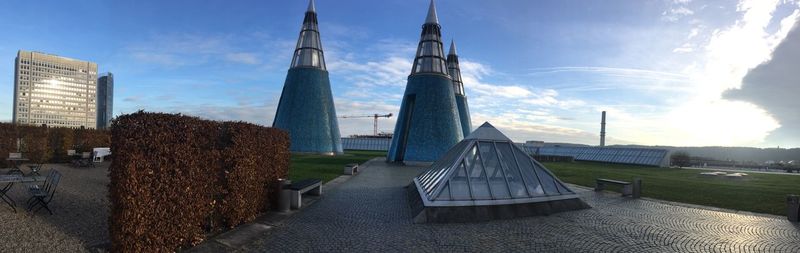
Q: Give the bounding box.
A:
[600,111,606,147]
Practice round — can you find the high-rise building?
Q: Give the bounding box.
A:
[387,0,464,162]
[272,0,343,155]
[13,50,98,128]
[96,73,114,129]
[447,40,472,137]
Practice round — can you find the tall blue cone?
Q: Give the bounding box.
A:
[387,0,464,162]
[447,40,472,137]
[273,0,343,155]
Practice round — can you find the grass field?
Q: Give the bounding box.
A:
[288,150,799,216]
[288,150,386,183]
[543,161,800,216]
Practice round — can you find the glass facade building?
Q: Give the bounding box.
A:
[272,0,344,155]
[527,146,669,167]
[96,73,114,129]
[387,0,464,162]
[447,40,472,137]
[13,50,98,129]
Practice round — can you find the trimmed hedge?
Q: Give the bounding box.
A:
[109,111,289,252]
[0,123,110,166]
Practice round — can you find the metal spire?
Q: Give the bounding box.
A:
[410,0,447,75]
[290,0,326,70]
[446,40,464,95]
[425,0,439,24]
[307,0,316,13]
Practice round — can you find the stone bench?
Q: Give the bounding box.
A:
[595,178,641,198]
[290,179,322,209]
[344,163,359,175]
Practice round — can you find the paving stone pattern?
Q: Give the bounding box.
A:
[239,160,800,252]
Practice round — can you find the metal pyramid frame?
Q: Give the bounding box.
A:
[413,122,580,207]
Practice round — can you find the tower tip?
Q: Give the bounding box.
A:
[448,40,457,55]
[307,0,316,13]
[425,0,439,24]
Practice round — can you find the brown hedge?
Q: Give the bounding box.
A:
[0,123,110,166]
[108,111,289,252]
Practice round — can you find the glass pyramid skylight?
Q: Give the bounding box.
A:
[413,122,579,206]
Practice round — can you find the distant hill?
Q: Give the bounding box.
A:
[518,141,800,163]
[609,145,800,163]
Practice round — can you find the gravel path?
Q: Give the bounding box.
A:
[0,163,110,252]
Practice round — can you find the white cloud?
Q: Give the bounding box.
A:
[663,6,695,22]
[328,56,412,88]
[647,0,799,146]
[687,27,701,39]
[225,53,260,65]
[672,43,695,53]
[126,33,268,67]
[693,0,795,96]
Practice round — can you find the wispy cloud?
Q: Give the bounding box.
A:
[126,33,266,68]
[525,66,694,92]
[225,52,260,65]
[528,66,690,80]
[663,7,695,22]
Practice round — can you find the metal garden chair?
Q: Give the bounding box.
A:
[0,181,15,212]
[27,163,43,176]
[26,169,61,215]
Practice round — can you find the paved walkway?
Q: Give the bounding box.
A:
[238,159,800,252]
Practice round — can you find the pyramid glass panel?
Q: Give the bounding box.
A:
[533,163,559,195]
[464,145,492,199]
[438,183,451,201]
[514,146,546,196]
[479,141,511,199]
[496,142,528,198]
[449,162,471,200]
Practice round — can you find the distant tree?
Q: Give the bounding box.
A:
[671,151,691,167]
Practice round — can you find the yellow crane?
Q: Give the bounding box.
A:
[339,113,393,136]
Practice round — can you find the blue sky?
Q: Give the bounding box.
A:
[1,0,799,147]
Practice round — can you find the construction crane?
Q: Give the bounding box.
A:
[339,113,393,136]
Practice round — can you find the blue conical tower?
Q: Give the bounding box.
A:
[273,0,343,155]
[447,40,472,137]
[387,0,463,162]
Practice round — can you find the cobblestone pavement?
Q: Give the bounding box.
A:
[239,159,800,252]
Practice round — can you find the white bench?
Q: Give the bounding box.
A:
[289,179,322,209]
[595,178,641,198]
[343,163,359,175]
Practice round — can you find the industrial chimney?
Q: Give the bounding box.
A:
[600,111,606,147]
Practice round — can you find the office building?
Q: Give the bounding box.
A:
[13,50,98,128]
[96,73,113,129]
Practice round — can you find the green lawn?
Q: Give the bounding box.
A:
[543,161,800,216]
[288,150,387,183]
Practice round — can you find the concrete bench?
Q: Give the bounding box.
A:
[290,179,322,209]
[343,163,359,175]
[595,178,641,198]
